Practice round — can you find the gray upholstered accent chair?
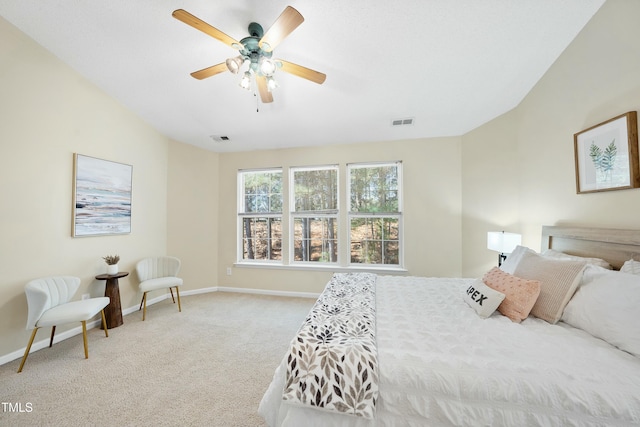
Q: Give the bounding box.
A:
[18,276,109,373]
[136,256,183,320]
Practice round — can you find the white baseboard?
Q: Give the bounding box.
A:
[216,286,319,299]
[0,287,318,367]
[180,286,318,299]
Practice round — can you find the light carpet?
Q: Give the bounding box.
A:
[0,292,314,427]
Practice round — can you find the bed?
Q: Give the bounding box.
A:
[258,226,640,426]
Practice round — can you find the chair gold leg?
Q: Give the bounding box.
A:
[49,325,56,347]
[139,295,144,311]
[81,321,89,359]
[101,310,109,337]
[142,292,147,321]
[170,287,175,303]
[175,287,182,312]
[17,328,39,373]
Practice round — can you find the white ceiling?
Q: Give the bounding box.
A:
[0,0,605,153]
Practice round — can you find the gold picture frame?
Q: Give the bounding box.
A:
[574,111,639,194]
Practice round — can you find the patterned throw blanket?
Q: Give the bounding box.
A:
[282,273,379,419]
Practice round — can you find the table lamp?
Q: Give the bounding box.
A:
[487,231,522,266]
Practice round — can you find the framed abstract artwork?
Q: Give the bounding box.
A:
[72,154,133,237]
[574,111,639,194]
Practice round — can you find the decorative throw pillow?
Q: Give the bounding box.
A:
[499,245,536,274]
[562,265,640,357]
[482,267,541,323]
[514,251,586,324]
[463,278,506,318]
[620,259,640,275]
[541,249,612,269]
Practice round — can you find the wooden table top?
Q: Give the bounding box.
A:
[95,272,129,280]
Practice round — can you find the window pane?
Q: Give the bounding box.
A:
[243,171,282,213]
[293,217,338,262]
[350,217,399,265]
[383,241,400,265]
[242,217,282,260]
[293,168,337,211]
[350,164,398,213]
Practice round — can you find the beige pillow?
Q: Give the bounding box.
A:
[514,251,586,324]
[483,267,541,323]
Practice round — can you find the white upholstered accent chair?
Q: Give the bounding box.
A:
[18,276,110,373]
[136,256,183,321]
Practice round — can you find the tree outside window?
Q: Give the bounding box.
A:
[349,163,402,265]
[239,169,282,261]
[291,166,338,263]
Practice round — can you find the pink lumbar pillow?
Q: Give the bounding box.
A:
[483,267,541,323]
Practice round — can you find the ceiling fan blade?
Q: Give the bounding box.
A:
[256,76,274,103]
[276,60,326,84]
[190,63,228,80]
[259,6,304,52]
[172,9,242,50]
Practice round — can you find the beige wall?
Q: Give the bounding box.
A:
[167,141,219,291]
[216,138,463,293]
[0,17,170,358]
[461,0,640,278]
[461,109,521,277]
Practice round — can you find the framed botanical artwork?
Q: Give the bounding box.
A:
[574,111,639,194]
[72,154,133,237]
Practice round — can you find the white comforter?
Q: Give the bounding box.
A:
[259,276,640,426]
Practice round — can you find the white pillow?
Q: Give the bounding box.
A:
[499,245,536,274]
[620,259,640,275]
[463,278,506,318]
[542,249,612,269]
[562,265,640,357]
[502,247,612,274]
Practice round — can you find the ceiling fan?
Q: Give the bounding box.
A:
[172,6,326,104]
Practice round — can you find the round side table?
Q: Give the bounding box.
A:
[95,272,129,329]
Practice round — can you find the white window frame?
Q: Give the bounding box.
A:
[289,165,339,265]
[237,168,283,264]
[347,161,403,267]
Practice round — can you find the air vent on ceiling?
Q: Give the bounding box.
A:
[391,117,414,127]
[210,135,230,142]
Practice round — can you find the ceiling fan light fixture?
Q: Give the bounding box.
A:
[259,57,277,77]
[226,55,245,74]
[239,71,252,90]
[266,76,279,92]
[173,7,326,104]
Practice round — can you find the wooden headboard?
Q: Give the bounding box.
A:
[542,226,640,270]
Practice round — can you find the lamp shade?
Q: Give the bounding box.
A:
[226,55,245,74]
[239,71,252,90]
[259,58,277,76]
[266,76,278,92]
[487,231,521,254]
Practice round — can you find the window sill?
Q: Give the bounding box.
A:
[233,262,408,275]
